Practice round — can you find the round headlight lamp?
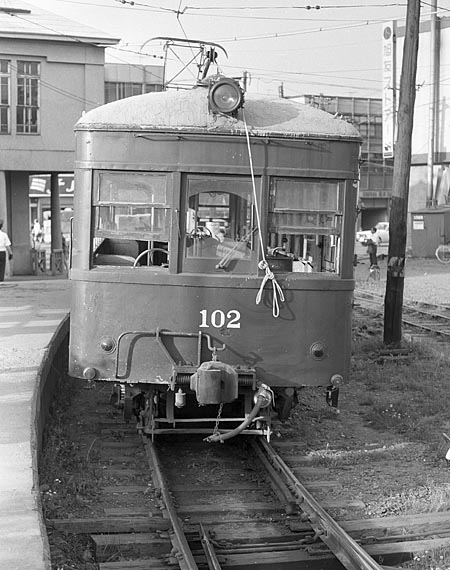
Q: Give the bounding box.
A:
[209,78,244,114]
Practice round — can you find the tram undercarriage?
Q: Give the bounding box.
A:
[110,375,299,442]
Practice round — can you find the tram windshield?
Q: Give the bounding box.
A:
[267,178,344,273]
[182,176,258,274]
[89,171,344,275]
[92,171,170,268]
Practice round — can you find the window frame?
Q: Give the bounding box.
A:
[0,59,10,134]
[105,81,164,103]
[16,60,40,135]
[93,171,171,240]
[180,174,261,275]
[104,82,144,103]
[91,171,172,269]
[268,177,345,274]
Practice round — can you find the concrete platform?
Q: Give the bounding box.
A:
[0,278,70,570]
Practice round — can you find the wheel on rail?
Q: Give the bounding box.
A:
[123,397,133,422]
[435,244,450,264]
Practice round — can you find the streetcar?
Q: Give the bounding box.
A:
[68,72,361,441]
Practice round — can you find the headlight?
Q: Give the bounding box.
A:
[209,78,244,115]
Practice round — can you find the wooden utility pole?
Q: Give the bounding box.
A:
[383,0,421,346]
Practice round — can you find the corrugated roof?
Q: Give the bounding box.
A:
[0,0,119,44]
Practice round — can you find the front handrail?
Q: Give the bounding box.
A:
[114,329,202,380]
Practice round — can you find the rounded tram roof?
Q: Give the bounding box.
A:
[76,85,361,141]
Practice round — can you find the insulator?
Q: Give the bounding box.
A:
[175,388,186,408]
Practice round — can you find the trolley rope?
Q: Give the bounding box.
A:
[243,111,285,317]
[255,259,285,318]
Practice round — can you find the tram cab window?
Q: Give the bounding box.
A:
[267,178,343,274]
[92,171,170,268]
[182,177,258,274]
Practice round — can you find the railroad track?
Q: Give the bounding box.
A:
[354,288,450,339]
[43,378,450,570]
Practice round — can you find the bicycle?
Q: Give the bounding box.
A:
[435,244,450,264]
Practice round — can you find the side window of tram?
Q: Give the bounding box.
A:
[268,178,343,273]
[92,172,170,268]
[183,178,257,273]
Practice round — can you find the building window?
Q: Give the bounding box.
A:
[144,84,163,94]
[0,60,10,134]
[104,82,143,103]
[16,60,40,134]
[358,122,377,138]
[105,82,163,103]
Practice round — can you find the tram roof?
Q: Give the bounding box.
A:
[76,86,362,141]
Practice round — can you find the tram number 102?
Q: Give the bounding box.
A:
[199,309,241,329]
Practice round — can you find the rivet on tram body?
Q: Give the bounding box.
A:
[83,367,97,380]
[100,336,116,353]
[310,341,327,360]
[330,374,343,387]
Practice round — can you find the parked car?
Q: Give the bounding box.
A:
[356,222,389,245]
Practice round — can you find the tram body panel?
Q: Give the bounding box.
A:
[70,277,352,387]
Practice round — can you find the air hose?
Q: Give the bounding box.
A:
[204,384,273,444]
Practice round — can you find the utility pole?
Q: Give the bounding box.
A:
[383,0,421,346]
[426,0,439,207]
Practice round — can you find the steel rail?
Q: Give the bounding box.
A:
[258,438,386,570]
[249,438,297,513]
[354,289,450,320]
[200,523,223,570]
[143,437,199,570]
[354,290,450,338]
[401,316,450,337]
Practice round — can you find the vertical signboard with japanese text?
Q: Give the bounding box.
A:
[382,22,396,158]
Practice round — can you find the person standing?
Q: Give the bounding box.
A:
[0,220,13,282]
[366,227,381,267]
[31,218,41,246]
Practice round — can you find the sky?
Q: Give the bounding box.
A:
[23,0,446,99]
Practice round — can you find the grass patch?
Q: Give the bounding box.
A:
[307,444,400,469]
[352,337,450,444]
[39,376,101,569]
[49,532,96,569]
[39,376,102,520]
[349,330,450,570]
[404,546,450,570]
